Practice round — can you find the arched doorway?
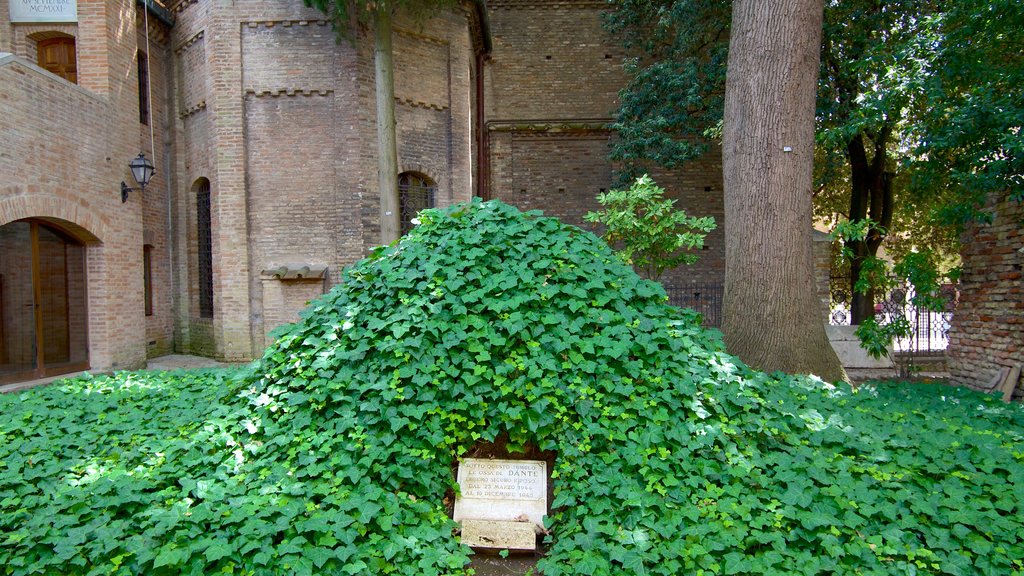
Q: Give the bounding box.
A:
[0,220,89,384]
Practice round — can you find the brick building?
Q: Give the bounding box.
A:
[947,195,1024,399]
[484,0,725,299]
[1,0,724,386]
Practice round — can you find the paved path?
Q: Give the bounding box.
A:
[846,367,950,384]
[144,354,242,371]
[1,354,242,394]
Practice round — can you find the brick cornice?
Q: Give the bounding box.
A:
[487,119,612,133]
[179,101,206,118]
[167,0,197,15]
[488,0,607,9]
[173,30,203,54]
[242,20,331,29]
[395,27,448,47]
[396,97,448,111]
[243,89,335,98]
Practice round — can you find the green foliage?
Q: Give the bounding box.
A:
[0,369,253,575]
[301,0,454,33]
[584,175,715,280]
[605,0,1017,268]
[833,219,951,375]
[3,201,1024,575]
[910,0,1024,221]
[831,219,892,294]
[604,0,730,183]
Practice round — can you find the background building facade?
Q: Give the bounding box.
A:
[1,0,726,386]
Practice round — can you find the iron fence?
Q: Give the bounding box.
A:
[664,282,723,328]
[830,275,956,355]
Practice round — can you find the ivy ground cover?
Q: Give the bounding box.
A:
[2,200,1023,575]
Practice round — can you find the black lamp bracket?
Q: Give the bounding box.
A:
[121,181,140,203]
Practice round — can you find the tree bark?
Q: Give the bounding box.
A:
[846,131,895,325]
[376,3,401,244]
[721,0,845,382]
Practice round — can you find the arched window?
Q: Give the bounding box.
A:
[37,36,77,84]
[398,172,436,235]
[195,179,213,318]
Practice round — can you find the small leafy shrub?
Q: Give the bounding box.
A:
[584,174,715,280]
[2,200,1023,575]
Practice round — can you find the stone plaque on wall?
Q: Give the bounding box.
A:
[453,458,547,528]
[10,0,77,23]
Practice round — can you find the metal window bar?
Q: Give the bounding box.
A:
[663,282,723,328]
[399,176,436,236]
[829,274,955,355]
[197,182,213,318]
[137,50,150,125]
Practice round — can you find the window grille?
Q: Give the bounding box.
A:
[143,244,154,316]
[137,51,150,125]
[398,172,437,236]
[197,181,213,318]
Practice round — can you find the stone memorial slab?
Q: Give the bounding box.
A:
[454,458,547,529]
[460,520,537,551]
[10,0,78,23]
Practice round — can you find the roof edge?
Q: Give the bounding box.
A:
[137,0,175,28]
[470,0,492,55]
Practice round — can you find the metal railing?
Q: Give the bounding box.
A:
[664,282,723,328]
[829,275,956,355]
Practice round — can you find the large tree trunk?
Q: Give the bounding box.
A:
[376,3,401,244]
[721,0,845,382]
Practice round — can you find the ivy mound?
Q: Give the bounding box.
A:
[2,199,1024,575]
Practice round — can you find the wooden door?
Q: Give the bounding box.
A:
[37,37,77,84]
[0,222,37,382]
[0,221,89,385]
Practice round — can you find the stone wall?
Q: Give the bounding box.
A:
[947,195,1024,400]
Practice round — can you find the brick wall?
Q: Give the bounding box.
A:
[485,0,619,239]
[947,195,1023,399]
[494,131,609,227]
[259,277,327,342]
[244,93,344,346]
[172,18,213,355]
[1,0,170,376]
[485,0,726,292]
[170,0,478,355]
[485,0,624,121]
[139,17,176,359]
[3,0,738,377]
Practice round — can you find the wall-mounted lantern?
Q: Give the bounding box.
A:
[121,152,156,203]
